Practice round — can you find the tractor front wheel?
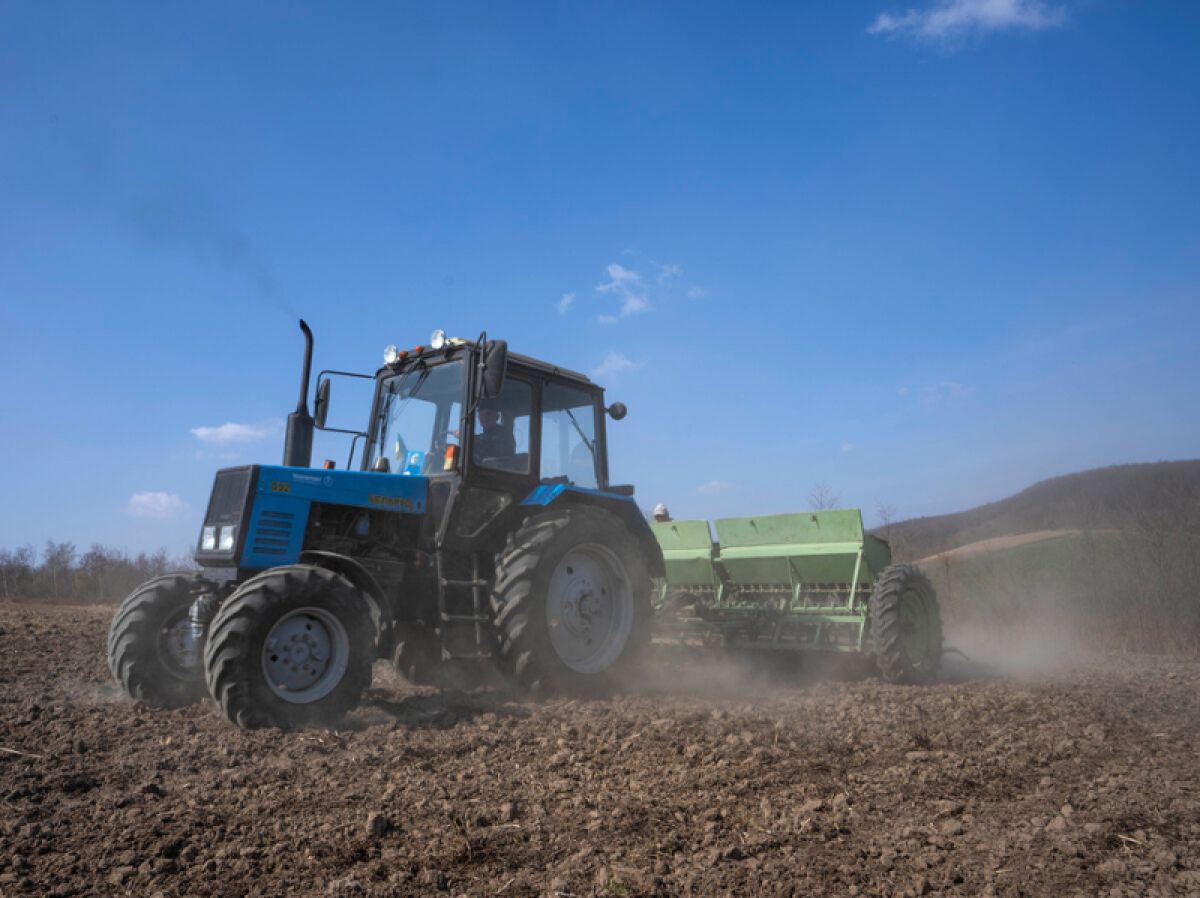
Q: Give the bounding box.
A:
[203,565,375,730]
[108,575,208,708]
[491,507,651,694]
[868,564,942,683]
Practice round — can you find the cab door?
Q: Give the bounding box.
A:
[442,374,539,549]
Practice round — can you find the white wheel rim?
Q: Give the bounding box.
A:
[261,607,350,704]
[546,543,634,674]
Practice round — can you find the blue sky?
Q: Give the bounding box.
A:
[2,0,1198,554]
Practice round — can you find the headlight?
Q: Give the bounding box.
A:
[218,526,237,552]
[430,329,447,350]
[383,344,401,365]
[201,526,217,551]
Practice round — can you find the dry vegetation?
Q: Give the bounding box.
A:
[0,543,193,604]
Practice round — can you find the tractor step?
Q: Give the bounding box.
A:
[440,650,493,662]
[434,550,495,667]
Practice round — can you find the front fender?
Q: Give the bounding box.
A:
[297,550,389,652]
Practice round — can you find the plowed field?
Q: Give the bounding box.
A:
[2,601,1199,897]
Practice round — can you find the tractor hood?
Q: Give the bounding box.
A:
[195,464,428,570]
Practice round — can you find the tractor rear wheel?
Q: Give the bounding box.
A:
[203,565,374,730]
[491,507,651,694]
[868,564,942,683]
[108,574,207,708]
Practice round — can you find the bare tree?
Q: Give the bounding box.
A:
[0,542,194,602]
[2,545,36,597]
[874,500,914,562]
[808,481,841,511]
[43,541,76,598]
[874,501,897,543]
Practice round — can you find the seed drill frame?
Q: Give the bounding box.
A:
[651,510,894,653]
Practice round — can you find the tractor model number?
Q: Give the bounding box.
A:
[369,494,414,510]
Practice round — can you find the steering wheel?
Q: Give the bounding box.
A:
[423,430,460,474]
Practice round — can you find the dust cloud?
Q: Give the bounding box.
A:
[941,617,1096,680]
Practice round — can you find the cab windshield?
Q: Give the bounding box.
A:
[371,361,463,475]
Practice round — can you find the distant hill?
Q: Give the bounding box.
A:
[877,460,1200,560]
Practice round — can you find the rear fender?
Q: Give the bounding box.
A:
[520,484,665,578]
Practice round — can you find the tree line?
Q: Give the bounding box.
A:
[0,542,195,603]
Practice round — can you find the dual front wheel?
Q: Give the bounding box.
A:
[107,575,209,709]
[203,566,375,729]
[107,565,375,730]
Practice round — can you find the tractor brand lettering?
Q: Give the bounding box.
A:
[292,473,324,485]
[369,494,415,509]
[270,481,291,493]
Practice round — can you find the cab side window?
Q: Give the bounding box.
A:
[540,383,598,489]
[474,378,532,474]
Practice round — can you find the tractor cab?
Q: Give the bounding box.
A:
[334,332,631,557]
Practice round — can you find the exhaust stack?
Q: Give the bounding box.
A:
[282,319,315,468]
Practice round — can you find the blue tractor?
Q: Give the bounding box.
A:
[108,322,662,729]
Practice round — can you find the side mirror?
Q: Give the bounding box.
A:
[481,340,508,400]
[314,378,331,429]
[606,402,627,420]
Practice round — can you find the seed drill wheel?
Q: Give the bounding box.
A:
[491,507,651,694]
[868,564,942,683]
[203,565,375,730]
[108,574,208,708]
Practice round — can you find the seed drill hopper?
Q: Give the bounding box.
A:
[651,509,942,681]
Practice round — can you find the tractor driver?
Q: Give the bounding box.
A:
[473,400,516,463]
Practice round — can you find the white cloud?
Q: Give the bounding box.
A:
[191,421,277,444]
[654,262,683,284]
[590,351,640,383]
[696,479,733,494]
[127,491,186,520]
[620,293,649,316]
[558,292,576,314]
[596,263,641,294]
[595,263,650,320]
[582,257,703,322]
[868,0,1065,41]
